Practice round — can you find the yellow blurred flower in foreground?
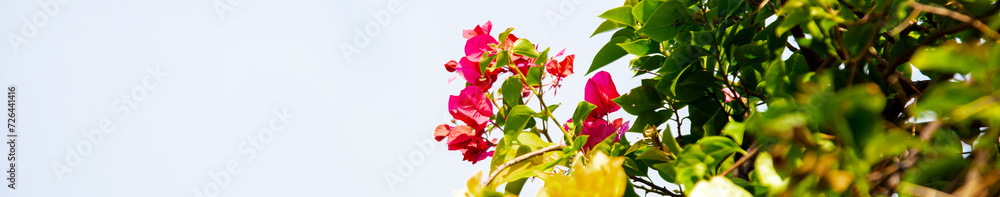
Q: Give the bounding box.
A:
[536,152,627,197]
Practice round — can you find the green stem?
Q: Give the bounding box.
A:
[508,52,574,146]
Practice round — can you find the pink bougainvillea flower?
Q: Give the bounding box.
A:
[458,138,493,164]
[503,34,519,48]
[585,71,621,117]
[462,21,493,39]
[434,124,454,141]
[546,54,575,78]
[456,57,499,91]
[443,125,480,150]
[615,120,630,143]
[722,86,742,103]
[432,124,493,164]
[580,117,624,151]
[449,86,494,131]
[433,124,478,146]
[464,35,498,60]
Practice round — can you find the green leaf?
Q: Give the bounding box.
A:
[634,55,666,72]
[496,50,510,69]
[599,6,635,26]
[489,107,548,187]
[637,147,672,162]
[910,43,983,74]
[627,111,666,133]
[535,47,551,65]
[500,77,524,107]
[734,42,770,65]
[571,101,598,134]
[842,23,876,56]
[526,66,544,86]
[754,152,788,193]
[490,131,549,187]
[535,104,560,120]
[698,136,746,160]
[721,121,746,145]
[570,135,589,152]
[613,85,663,115]
[512,39,539,58]
[498,27,515,45]
[764,59,788,97]
[667,67,713,102]
[776,8,811,35]
[503,106,535,135]
[660,124,682,155]
[589,36,630,74]
[636,1,693,42]
[632,0,663,24]
[504,178,527,195]
[617,38,652,56]
[592,20,623,37]
[480,53,495,75]
[691,30,716,46]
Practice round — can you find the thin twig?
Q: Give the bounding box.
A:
[908,1,1000,40]
[629,175,682,197]
[633,69,663,77]
[721,144,760,176]
[482,144,566,185]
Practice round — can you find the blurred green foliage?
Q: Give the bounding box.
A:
[584,0,1000,196]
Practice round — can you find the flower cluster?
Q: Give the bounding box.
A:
[577,71,628,151]
[435,21,576,164]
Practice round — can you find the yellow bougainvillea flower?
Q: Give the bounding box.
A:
[453,170,515,197]
[535,152,627,197]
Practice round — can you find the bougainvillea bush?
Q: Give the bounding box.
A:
[436,0,1000,196]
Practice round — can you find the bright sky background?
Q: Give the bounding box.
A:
[0,0,680,196]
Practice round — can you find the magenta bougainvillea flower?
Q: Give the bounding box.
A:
[585,71,621,117]
[436,21,583,164]
[456,57,499,91]
[433,124,493,164]
[580,117,624,151]
[722,86,742,103]
[465,34,498,61]
[449,86,494,131]
[462,21,492,39]
[615,120,630,143]
[457,138,493,164]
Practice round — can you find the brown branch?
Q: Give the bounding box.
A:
[722,144,760,176]
[908,1,1000,40]
[883,23,973,76]
[630,175,682,197]
[482,144,566,186]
